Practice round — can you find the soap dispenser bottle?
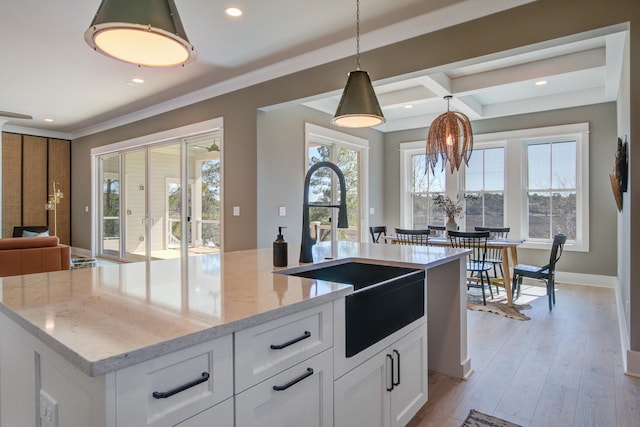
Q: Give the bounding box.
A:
[273,227,288,267]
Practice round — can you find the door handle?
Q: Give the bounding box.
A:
[393,349,400,387]
[386,353,394,391]
[272,368,314,391]
[152,372,209,399]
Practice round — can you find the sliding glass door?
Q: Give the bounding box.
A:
[96,130,223,262]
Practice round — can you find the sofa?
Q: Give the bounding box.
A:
[0,236,71,277]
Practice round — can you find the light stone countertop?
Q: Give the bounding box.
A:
[0,242,466,377]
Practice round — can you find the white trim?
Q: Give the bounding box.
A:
[615,280,631,375]
[90,118,223,157]
[1,124,72,140]
[304,123,370,243]
[400,123,590,250]
[554,272,616,288]
[73,0,534,139]
[626,350,640,378]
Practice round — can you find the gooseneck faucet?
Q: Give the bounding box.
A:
[300,161,348,263]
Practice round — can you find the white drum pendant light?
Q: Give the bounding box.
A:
[85,0,196,67]
[331,0,385,128]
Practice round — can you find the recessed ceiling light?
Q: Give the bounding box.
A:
[225,7,243,17]
[44,118,54,122]
[404,105,414,109]
[132,78,144,84]
[535,80,548,86]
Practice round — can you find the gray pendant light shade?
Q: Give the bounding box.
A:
[331,0,385,128]
[85,0,196,67]
[331,70,386,128]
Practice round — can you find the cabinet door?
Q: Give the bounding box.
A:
[389,325,428,427]
[334,350,391,427]
[175,397,233,427]
[235,348,333,427]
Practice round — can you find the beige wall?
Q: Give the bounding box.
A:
[256,105,384,249]
[384,103,618,277]
[71,0,640,349]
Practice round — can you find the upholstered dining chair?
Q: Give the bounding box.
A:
[448,230,493,305]
[369,226,387,243]
[474,226,510,294]
[394,228,430,245]
[512,233,567,311]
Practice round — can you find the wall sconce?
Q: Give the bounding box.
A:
[45,182,64,237]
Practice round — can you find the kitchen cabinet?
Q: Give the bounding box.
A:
[334,324,428,427]
[115,335,233,427]
[235,302,334,426]
[235,302,332,393]
[235,348,333,427]
[174,398,233,426]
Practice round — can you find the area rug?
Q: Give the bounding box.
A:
[462,409,522,427]
[467,294,532,321]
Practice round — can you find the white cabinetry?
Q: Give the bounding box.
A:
[235,349,333,427]
[115,335,234,427]
[235,302,334,427]
[334,324,428,427]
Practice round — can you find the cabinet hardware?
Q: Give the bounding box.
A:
[152,372,210,399]
[386,354,394,391]
[393,349,400,387]
[272,368,314,391]
[270,331,311,350]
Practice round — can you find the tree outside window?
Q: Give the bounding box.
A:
[526,141,577,240]
[464,147,505,230]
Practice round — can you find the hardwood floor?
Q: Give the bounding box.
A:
[407,283,640,427]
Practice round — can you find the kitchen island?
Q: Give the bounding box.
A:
[0,242,470,426]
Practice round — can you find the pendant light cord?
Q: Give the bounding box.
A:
[356,0,361,70]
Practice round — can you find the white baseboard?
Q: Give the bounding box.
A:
[555,271,616,288]
[626,350,640,378]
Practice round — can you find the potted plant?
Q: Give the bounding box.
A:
[432,194,470,231]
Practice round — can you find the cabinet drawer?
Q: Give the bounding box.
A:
[115,334,233,427]
[235,348,333,427]
[175,397,234,427]
[235,302,332,392]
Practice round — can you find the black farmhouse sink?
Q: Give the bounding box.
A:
[282,262,425,357]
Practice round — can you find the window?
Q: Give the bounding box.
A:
[463,147,505,230]
[525,139,577,241]
[407,153,446,228]
[400,123,589,251]
[305,123,369,244]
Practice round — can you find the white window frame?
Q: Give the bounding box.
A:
[304,123,369,243]
[459,142,507,228]
[400,122,589,252]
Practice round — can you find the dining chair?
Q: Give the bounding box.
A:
[448,230,493,305]
[512,233,567,311]
[394,228,430,245]
[369,226,387,243]
[474,226,510,294]
[427,224,446,238]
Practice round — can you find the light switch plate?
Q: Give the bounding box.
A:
[233,206,240,216]
[279,206,286,216]
[40,389,58,427]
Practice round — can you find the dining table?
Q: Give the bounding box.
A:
[384,233,523,307]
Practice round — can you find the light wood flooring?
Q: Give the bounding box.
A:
[407,283,640,427]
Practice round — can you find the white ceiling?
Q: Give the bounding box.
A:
[0,0,626,138]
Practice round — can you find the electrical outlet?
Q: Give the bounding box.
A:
[40,390,58,427]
